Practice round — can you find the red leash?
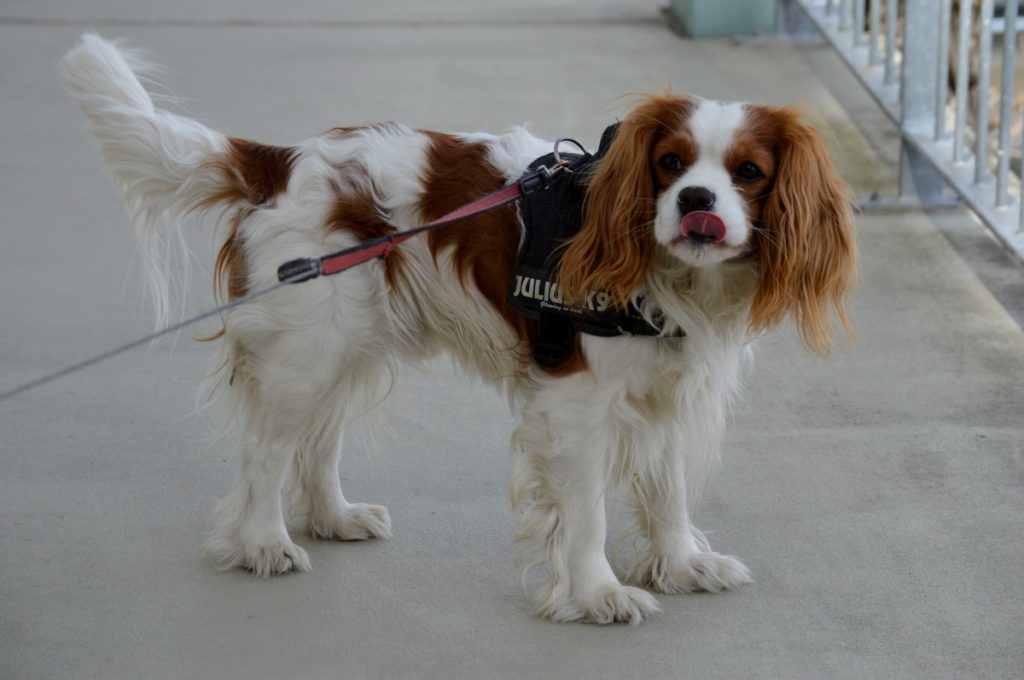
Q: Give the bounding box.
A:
[0,147,579,405]
[276,162,566,285]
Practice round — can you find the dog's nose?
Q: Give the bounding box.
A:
[677,186,716,214]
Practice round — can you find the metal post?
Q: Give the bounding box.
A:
[900,0,947,203]
[935,0,952,140]
[854,0,865,45]
[869,0,881,64]
[953,1,973,162]
[884,0,898,85]
[996,0,1019,206]
[974,0,995,185]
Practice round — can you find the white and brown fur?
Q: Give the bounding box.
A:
[60,34,857,624]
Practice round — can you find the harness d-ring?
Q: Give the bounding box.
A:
[552,138,588,170]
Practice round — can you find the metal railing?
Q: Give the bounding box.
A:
[785,0,1024,265]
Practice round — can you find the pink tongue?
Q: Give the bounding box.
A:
[680,211,727,243]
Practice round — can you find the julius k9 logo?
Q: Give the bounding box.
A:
[511,275,612,313]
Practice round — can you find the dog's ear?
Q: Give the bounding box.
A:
[559,97,687,308]
[749,111,858,356]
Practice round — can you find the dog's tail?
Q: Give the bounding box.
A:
[60,33,266,328]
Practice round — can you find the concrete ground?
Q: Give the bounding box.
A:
[1,2,1022,679]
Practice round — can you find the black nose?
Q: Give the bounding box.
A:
[677,186,716,214]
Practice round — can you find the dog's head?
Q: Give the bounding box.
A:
[559,95,858,355]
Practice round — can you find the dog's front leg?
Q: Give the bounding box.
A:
[512,376,660,625]
[626,424,752,595]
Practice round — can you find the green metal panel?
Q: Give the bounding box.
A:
[668,0,776,38]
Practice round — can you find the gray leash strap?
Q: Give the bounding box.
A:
[0,276,301,405]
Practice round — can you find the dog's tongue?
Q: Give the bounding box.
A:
[680,211,727,243]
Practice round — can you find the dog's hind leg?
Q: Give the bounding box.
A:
[292,360,392,542]
[204,324,390,575]
[204,378,313,577]
[204,347,340,576]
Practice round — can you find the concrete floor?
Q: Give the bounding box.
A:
[2,2,1023,679]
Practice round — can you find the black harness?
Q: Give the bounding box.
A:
[508,124,684,369]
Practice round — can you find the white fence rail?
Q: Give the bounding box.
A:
[786,0,1024,264]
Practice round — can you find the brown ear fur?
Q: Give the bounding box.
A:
[558,96,689,308]
[749,110,858,355]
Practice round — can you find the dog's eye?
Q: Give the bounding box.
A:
[658,153,685,174]
[735,161,764,181]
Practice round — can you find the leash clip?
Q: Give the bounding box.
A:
[518,137,589,196]
[519,164,561,194]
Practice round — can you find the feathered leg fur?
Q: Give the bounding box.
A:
[512,372,661,625]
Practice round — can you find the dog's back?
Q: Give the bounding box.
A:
[60,34,545,381]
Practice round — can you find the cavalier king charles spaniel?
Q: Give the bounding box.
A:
[61,34,856,624]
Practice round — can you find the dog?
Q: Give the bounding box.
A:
[60,34,857,625]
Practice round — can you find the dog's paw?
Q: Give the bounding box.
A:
[577,584,661,625]
[309,503,392,541]
[631,552,752,594]
[685,552,752,592]
[246,538,312,577]
[205,529,312,577]
[538,583,660,625]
